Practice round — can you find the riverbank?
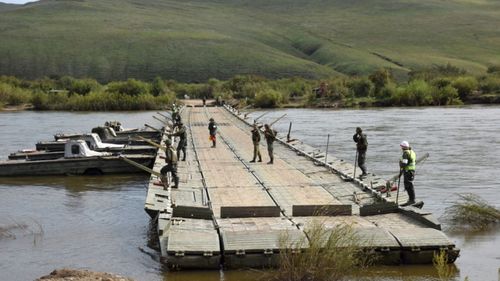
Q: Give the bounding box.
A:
[1,65,499,111]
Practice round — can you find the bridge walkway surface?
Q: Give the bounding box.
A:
[144,102,459,269]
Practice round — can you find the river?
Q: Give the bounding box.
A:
[0,106,498,281]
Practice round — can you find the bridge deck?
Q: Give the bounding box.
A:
[145,103,458,269]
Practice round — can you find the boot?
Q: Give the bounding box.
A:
[401,200,415,207]
[173,177,179,189]
[258,157,262,162]
[250,158,256,163]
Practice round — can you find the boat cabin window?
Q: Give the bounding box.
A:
[85,141,91,148]
[71,145,80,155]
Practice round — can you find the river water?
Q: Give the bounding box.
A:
[0,107,499,281]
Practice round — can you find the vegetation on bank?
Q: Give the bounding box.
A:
[1,64,499,111]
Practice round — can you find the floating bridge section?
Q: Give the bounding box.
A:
[144,103,459,269]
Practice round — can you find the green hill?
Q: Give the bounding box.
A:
[1,0,499,82]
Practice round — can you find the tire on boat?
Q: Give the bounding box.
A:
[83,168,104,175]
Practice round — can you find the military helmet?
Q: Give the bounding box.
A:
[209,118,214,121]
[165,139,172,146]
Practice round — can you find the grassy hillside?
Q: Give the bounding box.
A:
[0,0,499,82]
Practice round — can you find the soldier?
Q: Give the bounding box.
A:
[353,127,368,178]
[168,122,187,161]
[208,117,217,148]
[399,141,417,206]
[160,139,179,188]
[250,123,262,163]
[264,124,276,164]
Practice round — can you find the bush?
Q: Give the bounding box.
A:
[391,80,433,106]
[433,85,461,105]
[369,68,392,95]
[479,75,500,93]
[0,82,31,105]
[59,76,101,95]
[106,79,149,96]
[348,77,374,97]
[452,76,478,101]
[254,89,283,108]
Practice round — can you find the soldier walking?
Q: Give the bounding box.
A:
[168,122,187,161]
[250,123,262,162]
[160,139,179,188]
[353,127,368,178]
[399,141,417,206]
[264,124,276,164]
[208,117,217,148]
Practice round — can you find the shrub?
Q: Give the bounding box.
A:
[452,76,478,101]
[369,68,392,95]
[106,79,149,96]
[151,77,166,97]
[348,77,374,97]
[487,65,500,74]
[479,75,500,93]
[433,85,461,105]
[30,92,50,110]
[62,77,101,95]
[254,89,283,108]
[391,80,433,106]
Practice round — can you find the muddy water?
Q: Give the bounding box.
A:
[0,107,499,281]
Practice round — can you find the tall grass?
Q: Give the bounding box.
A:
[262,221,376,281]
[442,193,500,231]
[433,249,458,281]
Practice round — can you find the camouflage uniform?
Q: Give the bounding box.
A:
[353,127,368,177]
[169,124,187,161]
[160,140,179,188]
[250,125,262,162]
[264,124,276,164]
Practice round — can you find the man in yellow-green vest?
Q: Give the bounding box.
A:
[399,141,416,206]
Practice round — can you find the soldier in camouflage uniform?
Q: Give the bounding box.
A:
[160,139,179,188]
[250,123,262,163]
[264,124,276,164]
[168,122,187,161]
[353,127,368,178]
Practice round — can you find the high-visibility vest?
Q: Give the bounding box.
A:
[401,149,416,171]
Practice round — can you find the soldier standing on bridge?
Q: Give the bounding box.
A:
[208,117,217,148]
[353,127,368,178]
[264,124,277,164]
[168,122,187,161]
[399,141,417,206]
[160,139,179,188]
[250,123,262,163]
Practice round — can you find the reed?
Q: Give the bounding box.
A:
[442,193,500,231]
[262,221,376,281]
[433,249,457,281]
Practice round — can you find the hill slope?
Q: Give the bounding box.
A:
[0,0,499,82]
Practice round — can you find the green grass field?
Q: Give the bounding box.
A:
[1,0,499,82]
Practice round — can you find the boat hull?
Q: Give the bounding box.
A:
[0,155,155,176]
